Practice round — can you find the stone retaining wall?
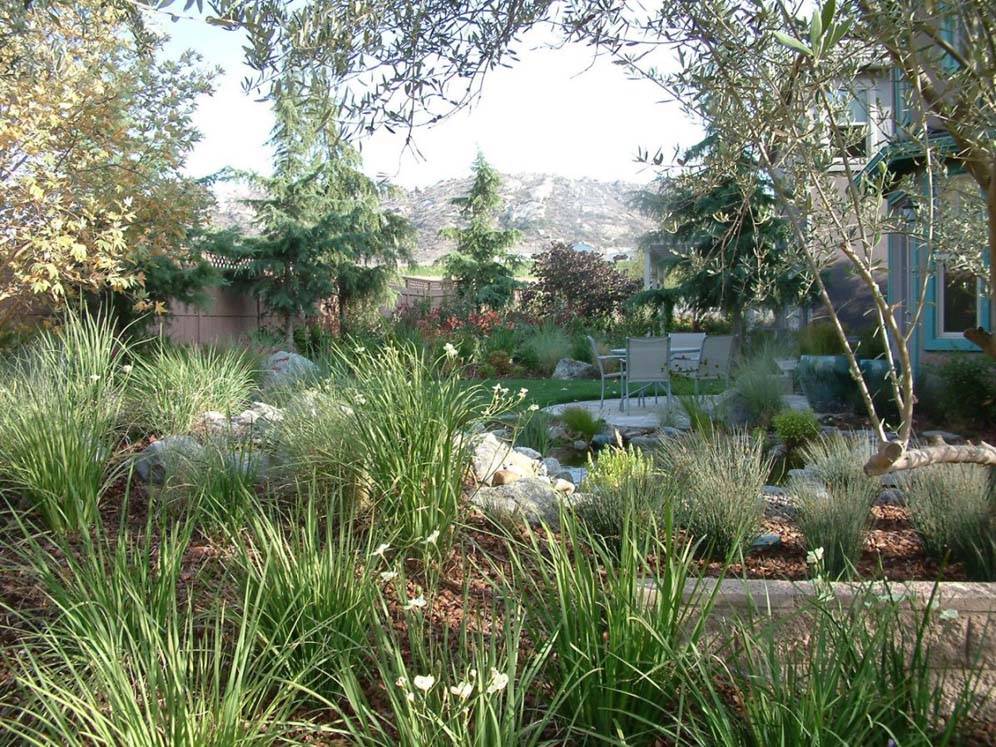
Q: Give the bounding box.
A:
[685,578,996,719]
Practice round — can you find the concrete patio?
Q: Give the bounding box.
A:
[543,393,811,432]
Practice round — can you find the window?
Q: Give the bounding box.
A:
[938,263,979,336]
[835,87,870,160]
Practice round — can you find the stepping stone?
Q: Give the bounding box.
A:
[751,533,782,551]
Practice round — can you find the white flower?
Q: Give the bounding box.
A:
[424,530,440,545]
[89,374,101,382]
[354,394,367,405]
[518,387,528,399]
[413,674,435,692]
[404,596,427,611]
[355,346,366,354]
[806,547,824,565]
[939,608,959,621]
[492,383,504,394]
[380,571,398,582]
[396,676,407,688]
[121,364,133,374]
[450,680,474,700]
[486,669,509,694]
[372,543,390,559]
[443,342,458,358]
[527,404,539,412]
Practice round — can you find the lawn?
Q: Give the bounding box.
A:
[472,376,724,408]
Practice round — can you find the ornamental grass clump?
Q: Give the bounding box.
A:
[3,512,295,747]
[792,434,878,578]
[576,444,668,551]
[731,355,785,427]
[0,311,126,533]
[233,491,377,704]
[127,344,256,436]
[559,405,603,441]
[906,464,996,581]
[510,507,716,745]
[658,431,770,559]
[675,582,983,746]
[329,343,515,552]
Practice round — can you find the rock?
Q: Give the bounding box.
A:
[233,402,283,438]
[263,351,319,388]
[513,446,543,460]
[572,440,589,452]
[762,486,798,520]
[135,436,204,484]
[471,478,574,528]
[751,533,782,551]
[542,457,563,477]
[628,435,660,452]
[191,411,230,437]
[552,358,597,380]
[491,469,521,486]
[555,468,580,485]
[224,449,270,480]
[553,478,576,495]
[876,487,906,507]
[787,468,818,483]
[591,433,618,450]
[467,432,542,485]
[547,423,568,441]
[659,426,685,439]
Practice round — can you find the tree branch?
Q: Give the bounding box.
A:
[864,439,996,475]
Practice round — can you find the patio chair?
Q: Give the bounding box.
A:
[624,336,671,412]
[588,335,625,410]
[668,332,706,374]
[687,335,736,394]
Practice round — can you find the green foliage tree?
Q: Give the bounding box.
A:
[218,79,413,344]
[633,137,815,338]
[440,153,522,311]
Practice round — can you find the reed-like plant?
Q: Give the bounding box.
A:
[658,431,770,559]
[0,311,126,532]
[906,463,996,580]
[3,512,295,747]
[334,577,560,747]
[329,343,514,552]
[233,491,377,703]
[127,344,256,436]
[559,406,603,442]
[669,583,985,747]
[510,507,716,745]
[731,355,785,427]
[514,408,551,454]
[792,434,878,577]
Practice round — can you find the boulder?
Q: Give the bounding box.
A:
[541,457,563,478]
[263,351,319,388]
[553,478,576,495]
[467,432,542,485]
[472,478,575,528]
[491,469,521,486]
[233,402,284,437]
[552,358,597,380]
[191,411,230,438]
[875,487,906,507]
[628,435,661,452]
[134,436,204,484]
[922,430,965,446]
[513,446,543,461]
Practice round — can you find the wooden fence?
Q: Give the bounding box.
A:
[162,276,458,345]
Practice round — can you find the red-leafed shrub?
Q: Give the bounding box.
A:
[523,242,640,326]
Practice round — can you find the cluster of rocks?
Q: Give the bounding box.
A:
[134,350,315,485]
[466,432,586,528]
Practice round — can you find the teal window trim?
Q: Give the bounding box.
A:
[922,263,991,351]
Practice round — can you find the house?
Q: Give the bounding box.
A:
[862,74,992,377]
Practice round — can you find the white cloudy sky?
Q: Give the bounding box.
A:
[160,13,702,189]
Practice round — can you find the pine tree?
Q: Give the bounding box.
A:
[441,153,522,311]
[220,78,413,344]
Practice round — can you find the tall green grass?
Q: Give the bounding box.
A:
[0,311,126,532]
[511,509,715,745]
[329,344,513,552]
[731,355,785,427]
[127,345,256,435]
[671,584,984,746]
[233,491,377,703]
[3,511,296,747]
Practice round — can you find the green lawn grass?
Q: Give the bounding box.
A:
[470,377,724,408]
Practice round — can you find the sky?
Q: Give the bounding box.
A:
[160,12,702,190]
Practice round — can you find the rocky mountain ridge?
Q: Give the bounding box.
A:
[211,173,656,263]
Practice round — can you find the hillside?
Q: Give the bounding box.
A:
[385,173,654,263]
[211,173,656,264]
